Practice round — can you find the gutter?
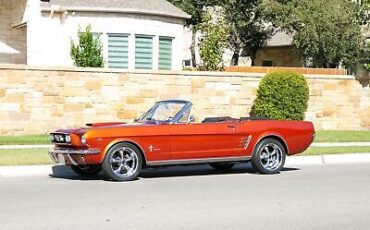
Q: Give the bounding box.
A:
[41,6,191,20]
[11,21,27,29]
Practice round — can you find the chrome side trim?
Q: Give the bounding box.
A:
[49,147,100,155]
[146,156,251,167]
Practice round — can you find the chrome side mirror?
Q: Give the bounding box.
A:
[187,115,195,124]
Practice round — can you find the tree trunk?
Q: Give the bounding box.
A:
[190,32,197,67]
[251,53,257,66]
[230,47,241,66]
[248,47,258,66]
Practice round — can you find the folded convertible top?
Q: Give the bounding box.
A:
[202,116,269,123]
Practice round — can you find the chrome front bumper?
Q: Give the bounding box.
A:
[48,147,100,165]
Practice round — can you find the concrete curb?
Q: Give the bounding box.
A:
[285,153,370,166]
[0,153,370,178]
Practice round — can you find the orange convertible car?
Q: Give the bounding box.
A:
[49,100,315,181]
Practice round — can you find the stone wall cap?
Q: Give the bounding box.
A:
[0,64,356,80]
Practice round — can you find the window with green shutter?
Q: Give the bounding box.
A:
[159,37,173,70]
[135,35,153,70]
[108,34,129,69]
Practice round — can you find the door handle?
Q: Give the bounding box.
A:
[227,125,236,128]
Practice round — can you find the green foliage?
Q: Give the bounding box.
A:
[168,0,218,67]
[353,0,370,25]
[363,42,370,72]
[70,25,104,68]
[222,0,274,65]
[250,71,309,120]
[198,11,230,71]
[262,0,361,68]
[168,0,218,30]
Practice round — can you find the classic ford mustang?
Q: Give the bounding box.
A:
[49,100,315,181]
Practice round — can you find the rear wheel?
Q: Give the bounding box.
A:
[209,162,235,171]
[102,143,143,182]
[251,138,286,174]
[71,165,102,176]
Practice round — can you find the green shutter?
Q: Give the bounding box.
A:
[135,36,153,70]
[108,34,128,69]
[159,37,173,70]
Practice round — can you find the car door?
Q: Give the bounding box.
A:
[169,121,241,160]
[126,123,171,162]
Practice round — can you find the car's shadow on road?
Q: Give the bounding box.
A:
[49,165,106,181]
[49,163,300,181]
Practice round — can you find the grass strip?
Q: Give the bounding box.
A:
[0,135,49,145]
[315,131,370,143]
[301,146,370,156]
[0,149,52,166]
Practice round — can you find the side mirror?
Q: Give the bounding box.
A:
[187,115,195,124]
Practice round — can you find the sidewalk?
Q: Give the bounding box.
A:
[0,153,369,178]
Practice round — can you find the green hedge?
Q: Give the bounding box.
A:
[250,71,309,120]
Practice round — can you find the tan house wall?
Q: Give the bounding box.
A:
[0,65,369,135]
[255,46,303,67]
[0,0,27,65]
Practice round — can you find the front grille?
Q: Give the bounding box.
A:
[50,133,71,144]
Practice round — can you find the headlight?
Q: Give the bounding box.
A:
[65,135,71,143]
[81,134,87,145]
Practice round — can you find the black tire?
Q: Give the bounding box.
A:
[71,165,102,176]
[209,162,235,171]
[251,138,286,174]
[102,142,143,182]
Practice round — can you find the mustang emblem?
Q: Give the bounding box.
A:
[148,145,160,152]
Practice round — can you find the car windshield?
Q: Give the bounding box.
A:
[137,101,189,123]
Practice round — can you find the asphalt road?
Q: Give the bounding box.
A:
[0,163,369,230]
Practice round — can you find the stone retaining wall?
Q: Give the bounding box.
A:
[0,65,369,135]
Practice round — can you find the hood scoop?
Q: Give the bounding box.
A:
[86,122,126,127]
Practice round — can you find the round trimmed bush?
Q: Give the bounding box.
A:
[250,71,309,120]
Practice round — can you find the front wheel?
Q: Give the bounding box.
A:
[71,165,102,176]
[251,138,286,174]
[102,143,143,182]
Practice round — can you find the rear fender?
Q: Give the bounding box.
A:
[252,132,289,155]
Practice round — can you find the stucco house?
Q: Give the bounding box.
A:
[254,31,304,67]
[0,0,189,70]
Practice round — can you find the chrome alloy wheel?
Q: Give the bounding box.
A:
[259,143,284,171]
[110,147,139,178]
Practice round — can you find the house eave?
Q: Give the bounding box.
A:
[11,21,27,29]
[40,6,191,20]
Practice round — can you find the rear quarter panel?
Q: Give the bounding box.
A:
[238,120,315,156]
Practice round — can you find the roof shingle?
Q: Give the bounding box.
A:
[41,0,190,19]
